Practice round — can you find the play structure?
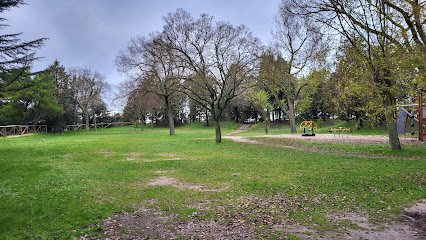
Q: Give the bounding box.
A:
[300,121,317,136]
[330,127,352,138]
[396,89,426,141]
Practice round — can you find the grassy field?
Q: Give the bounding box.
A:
[0,121,425,239]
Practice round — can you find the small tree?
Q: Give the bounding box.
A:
[69,67,109,134]
[248,89,273,133]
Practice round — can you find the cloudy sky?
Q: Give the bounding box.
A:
[4,0,280,110]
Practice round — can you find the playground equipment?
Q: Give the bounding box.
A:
[300,121,317,136]
[396,89,426,141]
[330,127,352,138]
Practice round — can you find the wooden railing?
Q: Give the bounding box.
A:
[0,122,132,137]
[0,125,47,137]
[64,122,132,131]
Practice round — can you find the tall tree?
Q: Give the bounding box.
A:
[0,69,62,125]
[116,33,185,136]
[0,0,46,96]
[48,60,79,126]
[261,5,325,133]
[282,0,418,149]
[121,80,163,130]
[69,67,109,134]
[298,68,334,121]
[162,9,262,143]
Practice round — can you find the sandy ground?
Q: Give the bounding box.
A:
[252,133,425,145]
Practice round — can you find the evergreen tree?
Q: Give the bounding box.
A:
[0,0,46,95]
[48,60,79,126]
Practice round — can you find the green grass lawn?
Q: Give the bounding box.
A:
[0,122,425,239]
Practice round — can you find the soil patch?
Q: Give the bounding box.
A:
[159,153,179,157]
[84,205,256,240]
[154,170,176,174]
[224,136,264,145]
[84,198,426,239]
[7,133,35,138]
[146,176,222,192]
[97,151,116,157]
[127,152,143,157]
[224,124,255,136]
[141,156,201,162]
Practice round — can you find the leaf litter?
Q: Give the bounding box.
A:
[82,193,426,239]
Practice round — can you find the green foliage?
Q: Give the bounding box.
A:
[248,90,273,113]
[298,68,334,120]
[0,69,62,125]
[48,60,79,126]
[0,0,46,93]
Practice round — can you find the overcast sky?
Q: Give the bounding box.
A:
[4,0,280,111]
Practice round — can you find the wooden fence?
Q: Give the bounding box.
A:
[64,122,132,131]
[0,125,47,137]
[0,122,132,137]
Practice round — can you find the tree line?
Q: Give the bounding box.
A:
[1,0,424,150]
[117,1,425,150]
[0,1,113,134]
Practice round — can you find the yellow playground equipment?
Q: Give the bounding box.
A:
[330,127,352,138]
[300,121,317,136]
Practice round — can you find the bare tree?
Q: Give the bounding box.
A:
[116,33,185,135]
[69,67,109,134]
[267,5,325,133]
[122,80,163,130]
[162,9,262,143]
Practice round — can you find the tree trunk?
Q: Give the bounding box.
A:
[263,111,269,134]
[287,96,297,133]
[215,119,221,143]
[382,69,401,150]
[168,107,175,136]
[205,110,209,126]
[94,114,97,131]
[385,107,401,150]
[85,111,89,134]
[140,118,144,131]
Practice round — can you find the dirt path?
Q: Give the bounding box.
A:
[224,135,425,160]
[224,124,255,136]
[253,133,425,145]
[223,127,425,160]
